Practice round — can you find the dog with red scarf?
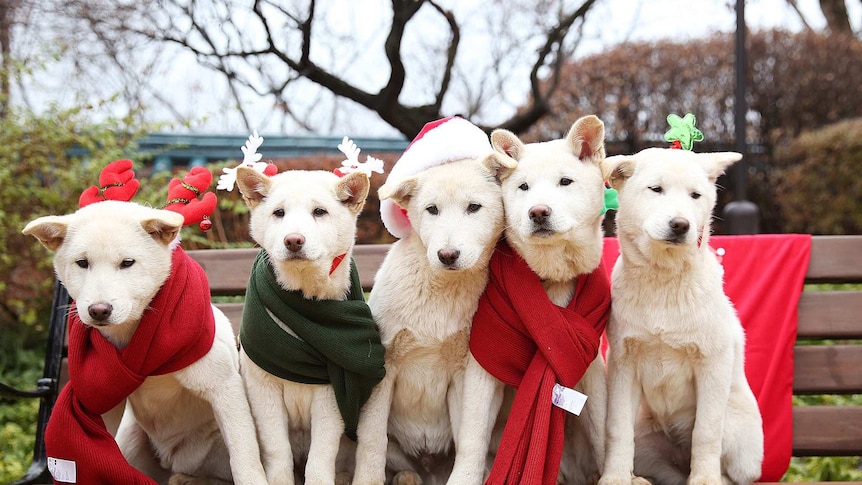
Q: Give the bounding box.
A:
[23,161,267,485]
[469,115,612,485]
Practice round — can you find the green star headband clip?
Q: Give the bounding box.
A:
[664,113,704,151]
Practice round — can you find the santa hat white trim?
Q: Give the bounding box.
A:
[380,117,492,239]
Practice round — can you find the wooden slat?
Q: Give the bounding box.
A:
[215,302,244,332]
[189,248,258,295]
[354,244,390,290]
[797,291,862,339]
[190,244,390,295]
[807,236,862,283]
[793,405,862,455]
[793,345,862,394]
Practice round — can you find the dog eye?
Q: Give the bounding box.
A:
[467,203,482,214]
[313,207,328,217]
[75,259,88,269]
[273,208,285,218]
[691,192,702,200]
[560,178,573,186]
[519,183,529,191]
[426,205,439,215]
[120,259,135,269]
[649,186,663,194]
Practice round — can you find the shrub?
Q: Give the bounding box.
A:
[0,104,150,348]
[773,118,862,234]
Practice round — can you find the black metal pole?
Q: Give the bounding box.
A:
[724,0,760,234]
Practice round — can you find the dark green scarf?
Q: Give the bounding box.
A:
[240,250,386,440]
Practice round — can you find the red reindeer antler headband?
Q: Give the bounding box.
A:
[80,160,217,231]
[78,159,140,207]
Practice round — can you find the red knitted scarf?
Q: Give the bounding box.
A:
[45,247,216,485]
[469,241,611,485]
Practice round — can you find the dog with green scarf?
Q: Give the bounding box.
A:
[231,149,385,485]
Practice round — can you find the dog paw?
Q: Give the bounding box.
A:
[598,475,648,485]
[687,475,722,485]
[392,470,423,485]
[335,472,352,485]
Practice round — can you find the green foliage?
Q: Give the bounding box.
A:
[773,117,862,234]
[0,102,149,344]
[785,457,862,482]
[0,347,43,483]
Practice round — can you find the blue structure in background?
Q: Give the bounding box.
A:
[139,133,410,173]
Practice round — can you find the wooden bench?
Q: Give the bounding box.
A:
[3,235,861,485]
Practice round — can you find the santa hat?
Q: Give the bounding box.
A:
[381,117,492,239]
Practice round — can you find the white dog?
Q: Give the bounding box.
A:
[351,148,516,484]
[23,201,267,485]
[234,166,384,485]
[481,114,609,484]
[598,148,764,485]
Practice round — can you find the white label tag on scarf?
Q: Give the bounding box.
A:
[48,457,77,483]
[552,383,587,416]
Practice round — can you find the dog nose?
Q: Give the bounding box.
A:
[669,217,690,236]
[284,234,305,253]
[529,205,552,223]
[88,302,113,322]
[437,249,460,266]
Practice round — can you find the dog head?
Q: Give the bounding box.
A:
[236,167,370,292]
[23,201,183,335]
[495,115,607,280]
[602,147,741,254]
[379,154,515,272]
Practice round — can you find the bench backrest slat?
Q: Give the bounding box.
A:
[806,235,862,283]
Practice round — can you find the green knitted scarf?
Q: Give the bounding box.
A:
[240,250,386,440]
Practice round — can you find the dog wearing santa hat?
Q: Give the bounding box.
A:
[351,117,516,485]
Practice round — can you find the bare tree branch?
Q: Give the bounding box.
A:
[494,0,598,134]
[53,0,600,137]
[819,0,854,35]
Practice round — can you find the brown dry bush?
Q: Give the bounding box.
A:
[527,30,862,233]
[773,118,862,234]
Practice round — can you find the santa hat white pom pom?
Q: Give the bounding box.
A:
[380,117,492,239]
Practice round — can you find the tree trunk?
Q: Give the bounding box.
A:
[0,1,12,119]
[818,0,854,35]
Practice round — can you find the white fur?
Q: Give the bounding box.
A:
[493,115,608,485]
[23,201,267,485]
[235,167,371,485]
[598,148,763,485]
[352,155,515,485]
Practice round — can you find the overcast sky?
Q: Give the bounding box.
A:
[15,0,860,137]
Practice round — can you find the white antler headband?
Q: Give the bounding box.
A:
[217,131,277,191]
[335,136,385,177]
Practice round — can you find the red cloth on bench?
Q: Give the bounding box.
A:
[602,234,812,482]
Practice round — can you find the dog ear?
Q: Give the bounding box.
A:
[601,155,636,190]
[336,171,371,215]
[482,152,518,183]
[490,129,525,161]
[141,211,185,246]
[236,166,272,208]
[697,152,743,183]
[378,176,418,210]
[567,115,606,163]
[23,216,70,251]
